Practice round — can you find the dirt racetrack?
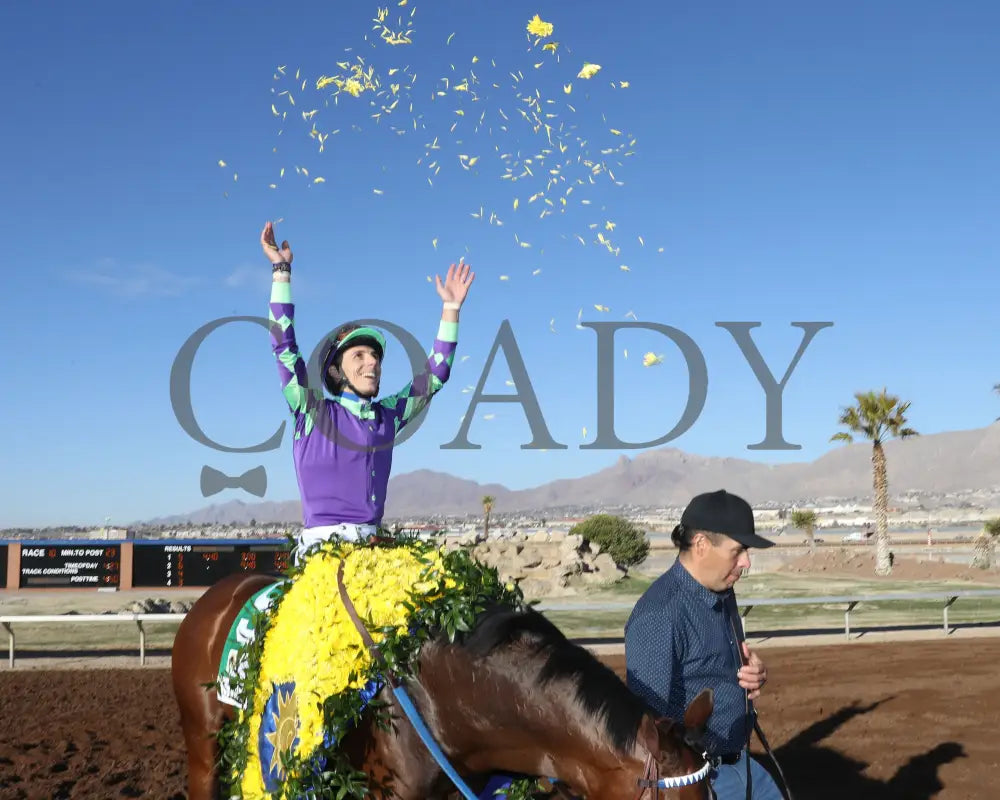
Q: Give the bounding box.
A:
[1,638,997,800]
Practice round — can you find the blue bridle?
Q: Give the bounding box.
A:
[335,561,710,799]
[393,684,712,798]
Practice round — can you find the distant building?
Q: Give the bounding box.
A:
[86,526,131,540]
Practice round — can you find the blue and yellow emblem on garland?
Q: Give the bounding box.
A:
[258,681,300,791]
[218,538,519,800]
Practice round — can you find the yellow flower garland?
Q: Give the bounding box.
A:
[239,544,446,799]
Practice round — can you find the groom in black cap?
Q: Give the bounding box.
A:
[625,490,786,800]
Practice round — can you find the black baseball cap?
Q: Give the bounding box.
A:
[680,490,775,549]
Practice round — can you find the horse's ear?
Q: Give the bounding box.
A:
[637,714,660,756]
[683,688,714,737]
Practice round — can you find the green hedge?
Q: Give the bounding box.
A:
[569,514,650,568]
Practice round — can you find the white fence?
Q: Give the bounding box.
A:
[734,590,1000,639]
[537,589,1000,641]
[0,613,185,667]
[3,590,1000,668]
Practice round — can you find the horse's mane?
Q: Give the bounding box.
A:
[456,605,647,753]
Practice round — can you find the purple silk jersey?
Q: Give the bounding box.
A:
[269,281,458,527]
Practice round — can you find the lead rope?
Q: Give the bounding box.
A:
[725,603,752,800]
[728,610,794,800]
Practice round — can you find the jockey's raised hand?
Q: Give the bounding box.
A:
[261,221,294,267]
[435,262,475,308]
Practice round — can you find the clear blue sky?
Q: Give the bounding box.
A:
[3,1,998,527]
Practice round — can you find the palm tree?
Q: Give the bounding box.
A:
[481,495,496,538]
[790,509,819,555]
[972,518,1000,570]
[831,389,918,576]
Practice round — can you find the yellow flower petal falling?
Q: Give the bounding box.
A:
[526,14,554,38]
[247,9,653,274]
[642,352,664,367]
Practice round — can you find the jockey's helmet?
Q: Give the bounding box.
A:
[321,323,387,395]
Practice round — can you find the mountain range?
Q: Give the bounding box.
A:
[144,424,1000,525]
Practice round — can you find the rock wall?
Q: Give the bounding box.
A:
[439,530,626,598]
[121,598,194,614]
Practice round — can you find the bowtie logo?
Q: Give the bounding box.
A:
[200,465,268,498]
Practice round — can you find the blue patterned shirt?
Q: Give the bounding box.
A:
[625,558,752,757]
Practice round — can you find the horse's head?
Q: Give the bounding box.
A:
[634,689,714,799]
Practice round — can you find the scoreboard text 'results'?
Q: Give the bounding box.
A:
[19,544,121,588]
[131,541,291,587]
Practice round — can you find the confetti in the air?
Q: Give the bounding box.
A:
[217,160,227,167]
[239,6,661,317]
[642,352,664,367]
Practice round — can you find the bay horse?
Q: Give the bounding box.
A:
[172,571,714,800]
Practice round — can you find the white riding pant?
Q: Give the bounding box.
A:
[293,523,379,565]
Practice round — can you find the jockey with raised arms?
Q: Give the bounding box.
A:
[262,221,474,560]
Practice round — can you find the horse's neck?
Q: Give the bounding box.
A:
[413,642,644,795]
